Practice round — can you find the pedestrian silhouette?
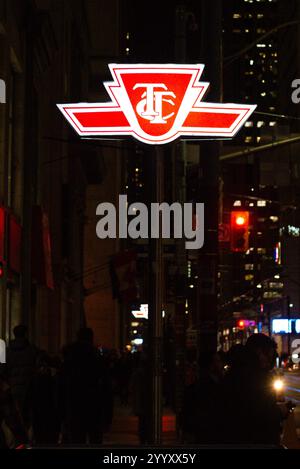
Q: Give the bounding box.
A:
[31,353,61,445]
[219,334,289,446]
[0,363,27,448]
[61,328,105,445]
[182,350,224,444]
[6,325,38,428]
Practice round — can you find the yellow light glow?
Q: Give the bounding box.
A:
[236,216,246,226]
[273,378,284,392]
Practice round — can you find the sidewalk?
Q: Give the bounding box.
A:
[103,402,178,447]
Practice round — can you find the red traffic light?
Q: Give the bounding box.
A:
[237,319,256,328]
[235,215,247,226]
[230,211,249,253]
[0,262,3,278]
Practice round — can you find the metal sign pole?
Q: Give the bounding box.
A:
[148,146,163,445]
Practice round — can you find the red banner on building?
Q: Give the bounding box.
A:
[9,215,22,273]
[0,207,5,262]
[31,206,54,289]
[111,250,137,303]
[218,223,230,243]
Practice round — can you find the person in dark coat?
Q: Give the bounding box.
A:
[182,351,224,444]
[6,325,38,427]
[0,364,27,449]
[131,352,152,445]
[61,328,105,445]
[219,334,289,446]
[31,353,61,445]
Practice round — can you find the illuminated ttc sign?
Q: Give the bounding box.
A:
[58,64,256,145]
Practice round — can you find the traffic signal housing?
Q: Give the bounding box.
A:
[230,211,249,253]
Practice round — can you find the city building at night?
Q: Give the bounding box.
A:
[219,0,300,353]
[1,0,300,452]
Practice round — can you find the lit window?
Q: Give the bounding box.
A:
[233,13,242,19]
[245,121,253,127]
[269,282,283,290]
[257,121,265,128]
[233,200,242,207]
[188,260,192,278]
[245,136,253,143]
[257,200,266,207]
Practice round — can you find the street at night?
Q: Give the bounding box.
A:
[2,0,300,462]
[285,371,300,408]
[285,370,300,441]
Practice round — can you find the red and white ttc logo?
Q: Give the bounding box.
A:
[57,64,256,145]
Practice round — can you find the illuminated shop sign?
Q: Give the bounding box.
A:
[280,225,300,238]
[272,318,300,334]
[0,79,5,103]
[274,242,281,265]
[272,319,291,334]
[58,64,256,145]
[132,304,148,319]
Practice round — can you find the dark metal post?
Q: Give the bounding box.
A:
[173,4,188,437]
[287,295,291,358]
[197,0,222,355]
[148,146,163,444]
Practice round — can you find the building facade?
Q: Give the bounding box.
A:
[0,0,93,352]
